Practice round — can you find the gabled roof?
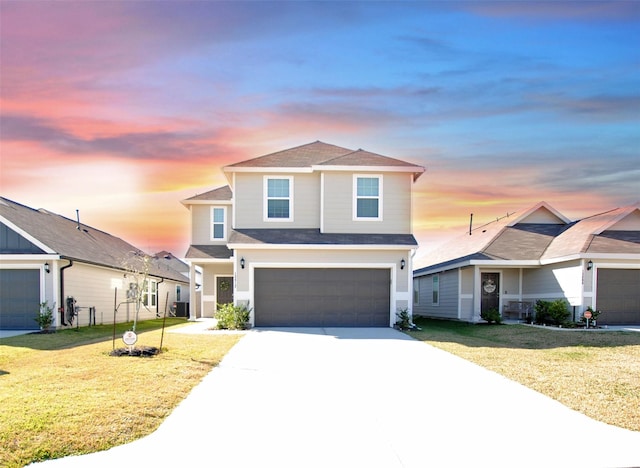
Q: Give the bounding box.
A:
[415,202,640,274]
[0,197,188,283]
[541,205,640,260]
[223,141,425,180]
[181,185,232,205]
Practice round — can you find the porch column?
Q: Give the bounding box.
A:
[189,262,197,321]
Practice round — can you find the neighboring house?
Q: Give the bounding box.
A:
[0,197,189,330]
[413,202,640,325]
[182,141,425,327]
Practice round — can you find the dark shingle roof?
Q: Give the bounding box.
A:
[224,141,425,179]
[0,197,188,283]
[228,229,418,246]
[185,245,233,259]
[183,185,232,202]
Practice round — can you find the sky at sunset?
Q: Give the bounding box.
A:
[1,1,638,259]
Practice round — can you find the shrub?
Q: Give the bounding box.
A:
[481,307,502,324]
[548,299,570,325]
[395,308,413,330]
[34,301,55,330]
[534,300,551,325]
[215,303,252,330]
[534,299,570,326]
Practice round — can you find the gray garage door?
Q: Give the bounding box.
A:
[0,269,40,330]
[597,269,640,325]
[255,268,390,327]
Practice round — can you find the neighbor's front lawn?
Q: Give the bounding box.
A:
[0,319,241,468]
[408,318,640,432]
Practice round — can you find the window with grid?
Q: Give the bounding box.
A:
[355,176,382,219]
[265,177,292,220]
[212,207,225,239]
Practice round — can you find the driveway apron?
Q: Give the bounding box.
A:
[32,327,640,468]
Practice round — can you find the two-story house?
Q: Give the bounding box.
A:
[182,141,425,327]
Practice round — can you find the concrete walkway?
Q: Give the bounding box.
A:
[31,326,640,467]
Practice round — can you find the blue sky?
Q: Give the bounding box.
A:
[1,1,638,255]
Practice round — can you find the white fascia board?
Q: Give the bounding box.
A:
[414,259,539,277]
[227,243,415,251]
[0,254,60,262]
[0,216,57,254]
[541,253,640,265]
[315,165,424,175]
[181,199,233,206]
[185,257,234,264]
[223,167,313,174]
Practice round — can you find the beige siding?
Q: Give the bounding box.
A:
[323,172,412,234]
[233,173,320,229]
[63,263,185,326]
[191,204,232,245]
[460,267,474,294]
[200,263,234,318]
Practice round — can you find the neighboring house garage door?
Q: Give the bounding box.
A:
[0,269,40,330]
[254,268,390,327]
[597,269,640,325]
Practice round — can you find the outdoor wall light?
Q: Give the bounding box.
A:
[240,257,245,269]
[44,262,50,274]
[400,259,406,270]
[587,260,593,271]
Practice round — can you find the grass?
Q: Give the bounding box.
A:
[407,318,640,432]
[0,318,242,467]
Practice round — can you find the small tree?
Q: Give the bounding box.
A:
[121,250,153,332]
[35,301,55,330]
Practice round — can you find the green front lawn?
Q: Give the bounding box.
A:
[408,318,640,432]
[0,319,241,467]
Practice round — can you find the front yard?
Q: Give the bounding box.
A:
[408,318,640,432]
[0,319,241,468]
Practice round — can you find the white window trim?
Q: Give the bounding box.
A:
[432,274,440,306]
[353,174,383,221]
[263,175,294,222]
[211,206,227,241]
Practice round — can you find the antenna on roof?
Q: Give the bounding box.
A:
[76,209,81,230]
[469,213,473,236]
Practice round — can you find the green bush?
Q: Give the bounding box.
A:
[534,300,551,325]
[548,299,570,325]
[481,307,502,324]
[215,303,252,330]
[534,299,569,326]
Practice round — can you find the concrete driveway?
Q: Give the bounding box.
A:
[32,327,640,468]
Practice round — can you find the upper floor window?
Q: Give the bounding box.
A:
[354,175,382,220]
[211,207,226,240]
[264,176,293,221]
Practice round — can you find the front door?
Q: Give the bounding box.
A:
[216,276,234,306]
[481,273,500,314]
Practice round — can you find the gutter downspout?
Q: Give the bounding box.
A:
[59,259,73,326]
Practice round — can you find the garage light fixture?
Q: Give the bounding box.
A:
[240,257,245,269]
[400,259,406,270]
[44,262,50,274]
[587,260,593,271]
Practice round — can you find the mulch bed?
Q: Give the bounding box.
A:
[109,346,160,357]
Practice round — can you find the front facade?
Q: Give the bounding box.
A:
[413,202,640,325]
[182,141,425,327]
[0,198,189,330]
